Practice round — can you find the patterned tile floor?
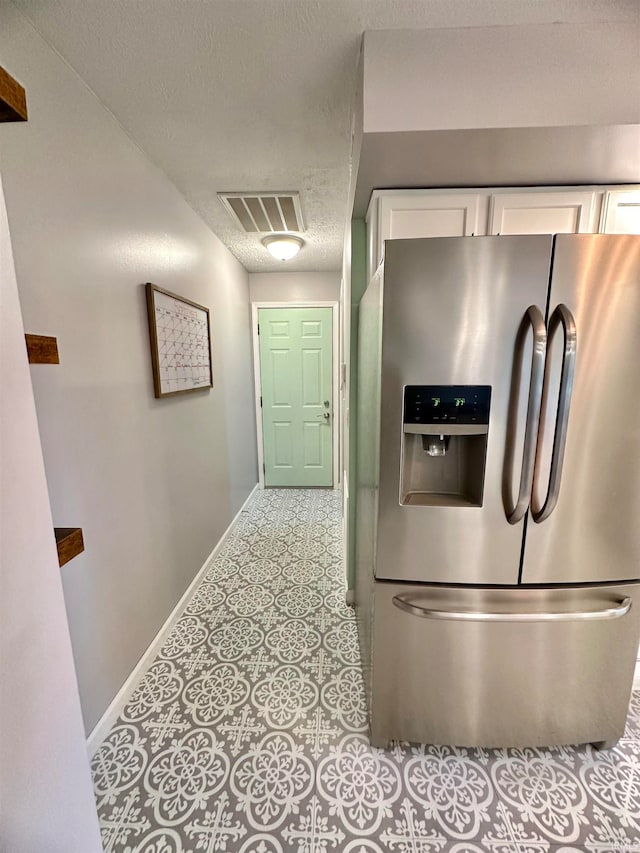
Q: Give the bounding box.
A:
[92,489,639,852]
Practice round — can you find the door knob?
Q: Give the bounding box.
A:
[323,412,330,420]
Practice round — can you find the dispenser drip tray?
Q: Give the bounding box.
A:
[403,491,481,508]
[400,431,488,507]
[400,430,488,507]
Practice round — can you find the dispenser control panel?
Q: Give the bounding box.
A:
[404,386,491,425]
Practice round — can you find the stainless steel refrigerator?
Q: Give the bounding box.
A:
[355,234,640,749]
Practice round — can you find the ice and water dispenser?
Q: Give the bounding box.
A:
[400,386,491,507]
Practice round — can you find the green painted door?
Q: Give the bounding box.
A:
[259,307,333,487]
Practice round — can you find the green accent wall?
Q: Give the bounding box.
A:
[348,219,368,589]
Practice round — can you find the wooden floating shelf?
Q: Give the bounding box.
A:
[54,528,84,567]
[0,65,27,123]
[25,334,59,364]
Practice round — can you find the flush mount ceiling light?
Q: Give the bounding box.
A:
[262,234,304,261]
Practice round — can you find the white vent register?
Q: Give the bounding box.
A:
[219,192,304,234]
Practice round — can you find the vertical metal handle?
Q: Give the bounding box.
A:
[531,304,577,523]
[505,306,547,524]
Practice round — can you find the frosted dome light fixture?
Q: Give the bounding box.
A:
[263,234,304,261]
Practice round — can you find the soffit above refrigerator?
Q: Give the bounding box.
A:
[353,24,640,217]
[353,124,640,217]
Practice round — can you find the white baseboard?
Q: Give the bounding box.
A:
[86,483,259,757]
[634,660,640,691]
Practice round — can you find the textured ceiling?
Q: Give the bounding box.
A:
[11,0,639,272]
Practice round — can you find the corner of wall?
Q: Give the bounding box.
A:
[0,6,257,736]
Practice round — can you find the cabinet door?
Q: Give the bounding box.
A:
[489,191,599,235]
[371,192,482,274]
[601,190,640,234]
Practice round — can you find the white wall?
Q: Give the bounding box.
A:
[0,175,102,852]
[363,23,640,133]
[0,5,258,733]
[249,271,340,303]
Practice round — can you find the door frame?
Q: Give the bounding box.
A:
[251,301,340,490]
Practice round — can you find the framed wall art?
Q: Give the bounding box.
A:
[146,283,213,398]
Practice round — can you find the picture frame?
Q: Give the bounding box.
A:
[145,283,213,398]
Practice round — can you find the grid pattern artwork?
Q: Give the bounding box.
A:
[147,284,212,397]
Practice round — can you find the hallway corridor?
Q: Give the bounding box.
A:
[92,489,640,852]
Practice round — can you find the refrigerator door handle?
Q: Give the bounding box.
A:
[392,594,631,622]
[505,305,547,524]
[531,304,577,523]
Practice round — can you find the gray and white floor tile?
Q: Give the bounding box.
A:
[92,488,640,852]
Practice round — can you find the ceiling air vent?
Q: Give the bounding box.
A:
[219,192,304,234]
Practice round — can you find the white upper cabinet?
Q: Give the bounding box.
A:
[380,193,482,241]
[600,190,640,234]
[488,191,599,235]
[366,186,640,285]
[367,192,485,279]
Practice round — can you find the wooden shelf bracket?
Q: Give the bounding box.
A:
[0,65,27,123]
[54,528,84,567]
[25,334,59,364]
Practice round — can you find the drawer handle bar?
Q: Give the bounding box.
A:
[392,594,632,622]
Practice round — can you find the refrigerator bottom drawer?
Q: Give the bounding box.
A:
[370,581,640,748]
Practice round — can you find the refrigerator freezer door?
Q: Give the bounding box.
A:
[376,236,553,584]
[370,580,640,748]
[523,234,640,584]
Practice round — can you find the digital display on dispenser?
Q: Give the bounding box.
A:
[404,386,491,425]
